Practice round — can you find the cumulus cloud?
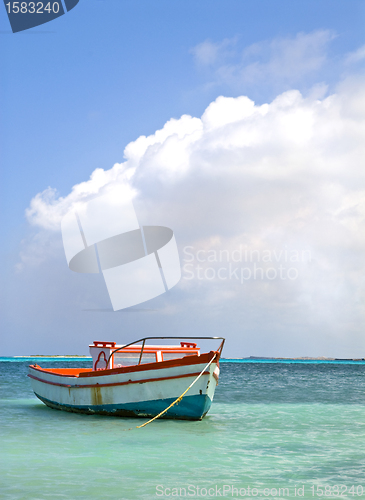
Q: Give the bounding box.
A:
[22,75,365,356]
[27,81,365,248]
[26,163,136,231]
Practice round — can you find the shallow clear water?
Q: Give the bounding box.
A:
[1,360,364,499]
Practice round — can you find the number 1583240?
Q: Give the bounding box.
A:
[310,485,364,497]
[5,2,61,14]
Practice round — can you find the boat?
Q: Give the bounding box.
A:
[28,336,225,421]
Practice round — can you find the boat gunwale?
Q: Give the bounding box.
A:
[27,367,92,378]
[28,350,219,379]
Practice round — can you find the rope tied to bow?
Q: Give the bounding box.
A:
[136,353,217,429]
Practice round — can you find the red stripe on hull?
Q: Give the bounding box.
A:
[28,370,210,389]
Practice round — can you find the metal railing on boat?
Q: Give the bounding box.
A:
[105,336,225,369]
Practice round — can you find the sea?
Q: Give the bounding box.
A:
[0,358,364,500]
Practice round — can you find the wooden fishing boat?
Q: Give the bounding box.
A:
[28,337,225,421]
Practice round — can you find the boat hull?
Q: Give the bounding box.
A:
[34,392,212,420]
[28,352,220,421]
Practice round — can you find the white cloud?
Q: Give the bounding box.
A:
[345,44,365,65]
[27,80,365,248]
[191,37,238,67]
[25,162,136,231]
[253,30,336,80]
[191,30,336,94]
[22,76,365,356]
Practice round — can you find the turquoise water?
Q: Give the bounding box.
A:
[1,360,364,500]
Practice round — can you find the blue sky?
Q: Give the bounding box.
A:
[1,1,364,356]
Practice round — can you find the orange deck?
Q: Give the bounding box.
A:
[30,366,93,377]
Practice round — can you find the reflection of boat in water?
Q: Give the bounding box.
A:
[28,337,225,421]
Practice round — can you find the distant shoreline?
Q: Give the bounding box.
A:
[3,355,364,361]
[12,355,90,358]
[243,356,365,361]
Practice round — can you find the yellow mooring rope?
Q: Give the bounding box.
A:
[136,354,217,429]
